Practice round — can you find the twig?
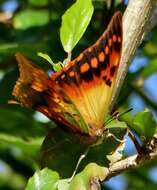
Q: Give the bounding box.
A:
[100,0,157,184]
[128,129,143,154]
[103,132,157,181]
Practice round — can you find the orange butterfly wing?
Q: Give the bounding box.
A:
[12,11,122,137]
[51,11,122,136]
[12,53,88,135]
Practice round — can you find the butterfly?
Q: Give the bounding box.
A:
[11,11,122,142]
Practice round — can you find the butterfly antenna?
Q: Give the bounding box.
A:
[105,108,133,125]
[119,108,133,117]
[106,132,125,143]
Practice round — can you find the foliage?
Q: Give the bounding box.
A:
[0,0,157,190]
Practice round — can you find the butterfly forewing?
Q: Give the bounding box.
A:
[12,11,122,138]
[52,12,122,136]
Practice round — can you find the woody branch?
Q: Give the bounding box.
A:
[103,131,157,181]
[110,0,157,110]
[101,0,157,183]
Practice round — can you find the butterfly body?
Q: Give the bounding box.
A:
[12,12,122,140]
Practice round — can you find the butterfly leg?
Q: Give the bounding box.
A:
[101,127,125,143]
[110,108,143,154]
[68,147,90,182]
[106,132,125,143]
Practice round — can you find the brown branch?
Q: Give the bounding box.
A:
[100,0,157,184]
[110,0,157,110]
[103,132,157,181]
[0,12,13,24]
[69,132,157,189]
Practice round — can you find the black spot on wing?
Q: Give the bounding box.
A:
[103,76,107,81]
[101,54,109,70]
[93,66,101,77]
[106,79,112,87]
[110,65,116,76]
[55,69,77,86]
[80,69,93,82]
[66,67,78,84]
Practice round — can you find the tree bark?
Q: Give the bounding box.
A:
[103,131,157,181]
[110,0,157,110]
[104,0,157,183]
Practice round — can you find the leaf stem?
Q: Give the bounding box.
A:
[67,51,72,62]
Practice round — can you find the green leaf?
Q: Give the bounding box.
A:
[29,0,49,6]
[13,10,49,30]
[105,120,127,143]
[41,124,126,178]
[25,168,59,190]
[57,179,70,190]
[131,109,156,142]
[69,163,107,190]
[38,52,62,71]
[106,119,127,129]
[141,59,157,78]
[60,0,94,52]
[0,133,43,158]
[41,128,88,178]
[143,27,157,57]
